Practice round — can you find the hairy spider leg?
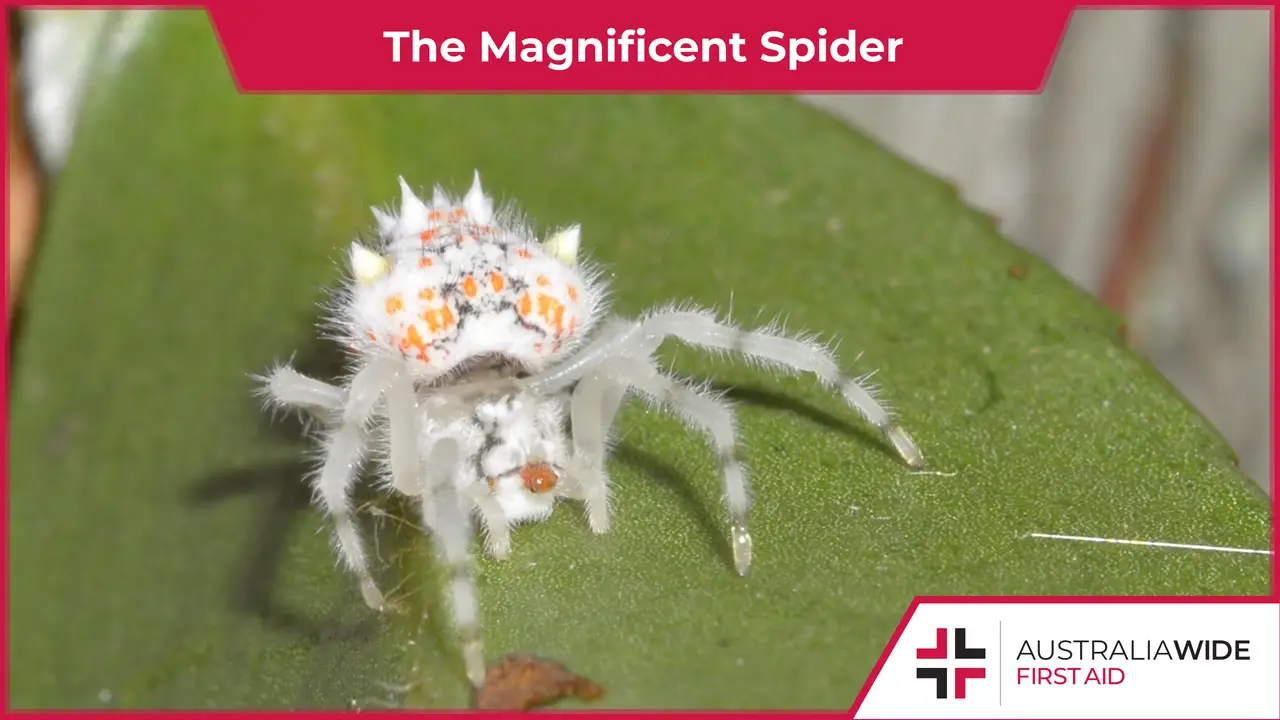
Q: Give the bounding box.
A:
[531,306,924,576]
[416,436,487,690]
[260,357,418,612]
[581,354,753,574]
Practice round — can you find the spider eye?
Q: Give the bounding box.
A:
[519,463,559,494]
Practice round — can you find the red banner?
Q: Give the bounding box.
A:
[203,0,1088,92]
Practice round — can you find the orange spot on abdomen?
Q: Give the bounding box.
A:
[489,272,506,293]
[518,290,574,341]
[385,294,404,315]
[462,276,479,298]
[536,293,567,334]
[423,305,457,333]
[400,324,426,352]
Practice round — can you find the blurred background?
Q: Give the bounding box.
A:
[8,7,1273,491]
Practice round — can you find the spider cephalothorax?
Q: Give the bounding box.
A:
[257,172,924,693]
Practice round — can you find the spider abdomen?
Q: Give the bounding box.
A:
[337,176,605,385]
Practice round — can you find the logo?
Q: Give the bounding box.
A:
[916,627,987,699]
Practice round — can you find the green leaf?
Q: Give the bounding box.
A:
[9,10,1269,711]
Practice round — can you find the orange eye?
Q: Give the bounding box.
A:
[519,463,559,494]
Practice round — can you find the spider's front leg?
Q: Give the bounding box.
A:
[417,437,488,691]
[461,479,513,561]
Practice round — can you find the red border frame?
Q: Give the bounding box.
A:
[2,2,1276,717]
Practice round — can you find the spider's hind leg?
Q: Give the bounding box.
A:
[589,355,755,577]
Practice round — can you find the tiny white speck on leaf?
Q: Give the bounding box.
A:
[97,689,112,704]
[908,469,958,477]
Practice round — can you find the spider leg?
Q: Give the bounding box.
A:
[461,480,512,560]
[625,308,924,469]
[257,365,346,423]
[257,365,379,605]
[418,437,487,690]
[311,357,403,612]
[383,368,422,496]
[314,421,385,611]
[593,355,754,577]
[563,372,625,535]
[525,316,634,395]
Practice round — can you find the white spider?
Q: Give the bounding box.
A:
[255,172,924,691]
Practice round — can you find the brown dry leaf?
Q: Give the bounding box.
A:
[474,653,604,711]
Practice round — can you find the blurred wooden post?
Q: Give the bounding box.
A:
[8,8,43,326]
